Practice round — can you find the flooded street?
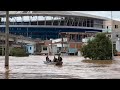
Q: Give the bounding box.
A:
[0,55,120,79]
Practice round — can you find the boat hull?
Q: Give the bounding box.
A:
[43,61,63,65]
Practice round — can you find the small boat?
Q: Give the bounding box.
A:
[55,62,63,66]
[43,61,63,66]
[43,61,56,65]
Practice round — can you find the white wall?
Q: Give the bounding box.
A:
[56,44,68,47]
[82,37,94,43]
[27,45,35,54]
[52,45,57,55]
[52,38,68,43]
[116,39,120,52]
[41,46,49,54]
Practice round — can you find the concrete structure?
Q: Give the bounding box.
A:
[46,32,95,56]
[51,38,68,55]
[2,11,120,55]
[0,32,36,45]
[59,32,96,55]
[78,51,82,56]
[104,20,120,53]
[26,44,36,54]
[0,31,38,55]
[104,20,120,42]
[116,38,120,52]
[41,45,50,55]
[0,11,108,40]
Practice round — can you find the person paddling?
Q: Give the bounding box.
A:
[46,55,49,62]
[57,54,62,62]
[53,56,57,62]
[46,54,52,62]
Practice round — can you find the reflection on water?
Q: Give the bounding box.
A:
[82,60,115,64]
[5,67,9,79]
[0,56,120,79]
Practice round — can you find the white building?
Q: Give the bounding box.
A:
[26,44,36,54]
[49,38,68,55]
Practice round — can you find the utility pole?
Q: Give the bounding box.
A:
[2,37,4,56]
[5,11,9,68]
[51,39,53,55]
[61,33,64,55]
[111,11,114,60]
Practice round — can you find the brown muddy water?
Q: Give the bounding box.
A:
[0,55,120,79]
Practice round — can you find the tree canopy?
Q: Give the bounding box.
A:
[81,33,116,60]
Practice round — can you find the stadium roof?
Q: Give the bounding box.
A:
[0,11,109,20]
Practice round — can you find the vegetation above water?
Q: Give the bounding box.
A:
[0,46,5,56]
[82,60,114,64]
[10,47,29,57]
[81,33,117,60]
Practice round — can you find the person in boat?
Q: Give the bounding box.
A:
[57,54,62,62]
[53,56,57,62]
[46,54,52,62]
[46,55,51,62]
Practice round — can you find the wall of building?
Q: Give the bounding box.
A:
[26,44,35,54]
[69,42,82,49]
[116,39,120,52]
[52,45,57,55]
[104,20,120,31]
[104,20,120,42]
[44,40,51,46]
[0,27,102,40]
[41,45,50,55]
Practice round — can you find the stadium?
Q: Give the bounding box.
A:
[0,11,109,40]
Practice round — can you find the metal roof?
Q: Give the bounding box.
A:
[0,11,109,20]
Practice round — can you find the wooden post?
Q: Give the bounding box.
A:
[5,11,9,68]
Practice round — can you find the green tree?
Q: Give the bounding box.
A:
[10,47,29,57]
[0,46,5,56]
[81,33,116,60]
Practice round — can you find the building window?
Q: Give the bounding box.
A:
[108,35,111,38]
[107,26,109,29]
[30,47,31,50]
[115,25,118,29]
[116,34,119,37]
[43,47,47,50]
[72,34,75,40]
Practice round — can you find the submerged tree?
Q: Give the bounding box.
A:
[10,47,29,57]
[81,33,117,60]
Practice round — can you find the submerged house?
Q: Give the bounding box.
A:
[26,44,36,54]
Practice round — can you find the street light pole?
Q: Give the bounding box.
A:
[5,11,9,68]
[111,11,114,60]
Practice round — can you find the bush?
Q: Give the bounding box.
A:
[0,47,5,56]
[81,33,116,60]
[10,47,29,57]
[0,49,2,56]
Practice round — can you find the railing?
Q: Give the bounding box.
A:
[0,22,105,29]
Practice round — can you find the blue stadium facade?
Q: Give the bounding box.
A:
[0,27,102,40]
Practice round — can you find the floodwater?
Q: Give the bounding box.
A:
[0,55,120,79]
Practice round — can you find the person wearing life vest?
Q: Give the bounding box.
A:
[46,55,49,62]
[53,56,57,62]
[57,54,62,62]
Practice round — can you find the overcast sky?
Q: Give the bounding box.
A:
[75,11,120,21]
[2,11,120,22]
[74,11,120,21]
